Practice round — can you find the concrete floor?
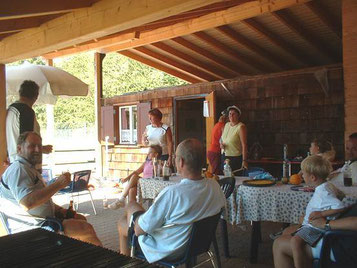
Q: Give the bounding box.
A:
[53,186,278,268]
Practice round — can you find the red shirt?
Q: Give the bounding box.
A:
[209,122,225,153]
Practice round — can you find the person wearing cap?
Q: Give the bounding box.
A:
[207,110,228,175]
[220,105,248,173]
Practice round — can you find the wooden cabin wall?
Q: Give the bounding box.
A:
[105,66,344,179]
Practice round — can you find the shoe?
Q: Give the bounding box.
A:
[108,199,125,210]
[269,230,283,240]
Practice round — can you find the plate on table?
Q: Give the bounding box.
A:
[290,185,315,192]
[243,179,276,187]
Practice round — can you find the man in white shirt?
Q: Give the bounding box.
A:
[346,132,357,184]
[117,138,226,263]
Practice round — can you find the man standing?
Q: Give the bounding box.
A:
[6,80,52,163]
[117,138,225,263]
[346,132,357,184]
[0,131,101,246]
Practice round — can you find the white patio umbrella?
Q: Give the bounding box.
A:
[5,62,89,105]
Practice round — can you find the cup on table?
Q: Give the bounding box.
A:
[344,176,352,187]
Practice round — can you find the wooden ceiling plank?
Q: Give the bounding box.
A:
[96,0,313,55]
[242,18,309,67]
[193,31,267,74]
[0,0,98,20]
[0,0,224,63]
[217,25,291,70]
[152,42,229,79]
[135,46,214,81]
[118,50,202,83]
[273,10,338,62]
[172,37,242,76]
[305,1,341,39]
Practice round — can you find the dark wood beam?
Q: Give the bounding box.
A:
[0,0,99,20]
[119,50,201,83]
[0,14,61,34]
[152,42,230,80]
[193,31,267,74]
[134,46,216,81]
[305,1,341,39]
[0,32,18,41]
[242,18,309,67]
[172,37,242,76]
[273,10,338,62]
[217,25,291,70]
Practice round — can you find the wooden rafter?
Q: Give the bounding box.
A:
[0,0,225,63]
[216,25,291,70]
[118,50,202,83]
[273,10,338,62]
[152,42,230,80]
[193,31,266,74]
[172,37,241,77]
[135,46,215,81]
[0,0,98,20]
[305,1,341,39]
[90,0,312,55]
[0,32,19,41]
[242,18,309,67]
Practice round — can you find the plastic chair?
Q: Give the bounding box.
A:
[41,168,53,185]
[59,170,97,215]
[131,212,221,268]
[217,177,236,258]
[313,230,357,268]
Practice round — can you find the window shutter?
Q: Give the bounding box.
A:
[137,102,151,145]
[101,106,114,143]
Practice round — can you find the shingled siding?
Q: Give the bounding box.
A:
[105,65,344,179]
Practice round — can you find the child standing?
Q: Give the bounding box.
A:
[290,155,345,268]
[108,144,162,210]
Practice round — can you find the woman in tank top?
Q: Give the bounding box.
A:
[220,105,248,173]
[142,108,173,166]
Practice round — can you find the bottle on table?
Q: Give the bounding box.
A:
[66,200,75,218]
[343,162,352,187]
[163,160,171,181]
[223,159,233,177]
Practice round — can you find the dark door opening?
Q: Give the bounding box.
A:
[175,97,206,150]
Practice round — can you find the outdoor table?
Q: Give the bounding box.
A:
[0,228,156,267]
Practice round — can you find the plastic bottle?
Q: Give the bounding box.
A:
[223,159,233,177]
[163,160,170,181]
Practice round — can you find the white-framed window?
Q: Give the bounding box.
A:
[119,105,137,144]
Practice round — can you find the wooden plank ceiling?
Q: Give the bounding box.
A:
[0,0,342,83]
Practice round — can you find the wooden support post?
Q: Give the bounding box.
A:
[343,0,357,146]
[0,64,7,176]
[94,52,105,177]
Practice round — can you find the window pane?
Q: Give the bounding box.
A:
[132,106,137,130]
[121,107,130,130]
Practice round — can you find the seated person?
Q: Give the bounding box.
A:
[309,138,335,162]
[273,155,346,268]
[0,131,101,246]
[109,144,162,209]
[117,138,226,263]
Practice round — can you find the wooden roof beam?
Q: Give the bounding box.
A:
[242,18,309,67]
[151,42,230,80]
[0,15,61,34]
[193,31,266,74]
[135,46,215,81]
[99,0,312,54]
[172,37,241,77]
[0,0,99,20]
[118,50,202,83]
[216,25,291,70]
[273,10,339,62]
[0,0,224,63]
[305,1,341,39]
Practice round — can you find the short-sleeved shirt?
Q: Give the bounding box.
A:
[146,124,169,155]
[6,102,41,163]
[0,156,55,233]
[142,159,154,179]
[303,182,345,225]
[208,122,225,153]
[221,122,244,156]
[137,178,226,263]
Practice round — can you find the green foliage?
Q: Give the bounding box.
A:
[9,52,187,129]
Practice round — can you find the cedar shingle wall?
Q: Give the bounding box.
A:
[105,66,344,179]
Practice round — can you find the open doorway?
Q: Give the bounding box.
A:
[174,96,206,150]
